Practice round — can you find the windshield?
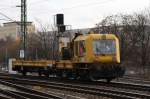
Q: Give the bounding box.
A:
[93,40,116,55]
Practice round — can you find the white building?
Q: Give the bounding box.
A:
[0,21,36,40]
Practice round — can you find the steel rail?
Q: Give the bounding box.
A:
[0,80,62,99]
[0,94,15,99]
[1,77,150,99]
[0,89,27,99]
[1,73,150,92]
[0,73,150,98]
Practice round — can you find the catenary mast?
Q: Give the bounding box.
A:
[20,0,27,60]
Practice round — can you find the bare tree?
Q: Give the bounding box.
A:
[95,11,150,76]
[0,36,20,67]
[27,22,57,60]
[96,14,129,62]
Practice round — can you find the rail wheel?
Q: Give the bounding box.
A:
[38,71,42,76]
[106,78,113,83]
[78,70,91,81]
[89,75,98,81]
[44,71,49,77]
[56,70,62,78]
[38,69,42,76]
[21,67,27,76]
[89,70,99,81]
[69,72,78,80]
[22,70,27,76]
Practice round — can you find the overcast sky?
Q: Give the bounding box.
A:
[0,0,149,29]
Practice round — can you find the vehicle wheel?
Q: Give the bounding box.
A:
[89,70,99,81]
[38,71,42,76]
[106,78,112,83]
[44,72,49,77]
[22,70,27,76]
[79,73,91,81]
[89,75,98,81]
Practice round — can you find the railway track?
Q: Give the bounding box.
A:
[118,75,150,84]
[1,72,149,93]
[0,74,150,99]
[2,72,150,84]
[0,88,48,99]
[0,78,63,99]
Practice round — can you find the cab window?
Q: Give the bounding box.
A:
[74,41,78,56]
[93,39,116,55]
[79,41,86,56]
[74,41,86,57]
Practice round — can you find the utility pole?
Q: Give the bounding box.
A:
[5,48,8,70]
[20,0,27,60]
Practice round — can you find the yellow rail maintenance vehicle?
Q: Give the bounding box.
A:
[12,33,125,82]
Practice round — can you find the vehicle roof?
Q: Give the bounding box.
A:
[74,33,117,41]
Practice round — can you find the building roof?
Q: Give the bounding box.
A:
[3,21,33,26]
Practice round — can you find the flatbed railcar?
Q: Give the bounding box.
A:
[12,33,125,82]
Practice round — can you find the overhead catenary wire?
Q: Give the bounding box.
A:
[0,0,116,30]
[61,0,115,11]
[0,1,20,22]
[29,0,115,15]
[29,0,50,6]
[0,11,21,27]
[0,0,115,21]
[0,6,17,10]
[0,12,16,22]
[29,0,115,30]
[0,4,20,11]
[0,0,21,10]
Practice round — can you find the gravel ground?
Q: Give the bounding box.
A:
[0,84,17,91]
[29,85,111,99]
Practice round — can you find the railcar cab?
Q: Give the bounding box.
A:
[72,33,120,64]
[91,34,120,64]
[73,33,89,63]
